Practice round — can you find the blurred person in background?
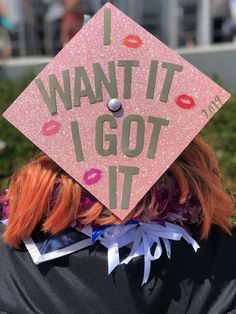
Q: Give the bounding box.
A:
[230,0,236,39]
[24,0,48,55]
[211,0,230,43]
[179,0,198,47]
[60,0,83,46]
[222,0,236,41]
[0,0,13,58]
[2,0,25,56]
[43,0,64,55]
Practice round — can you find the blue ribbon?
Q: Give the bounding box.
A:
[92,224,112,243]
[92,219,138,243]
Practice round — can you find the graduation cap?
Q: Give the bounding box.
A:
[3,3,230,220]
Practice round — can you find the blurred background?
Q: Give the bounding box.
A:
[0,0,236,200]
[0,0,235,57]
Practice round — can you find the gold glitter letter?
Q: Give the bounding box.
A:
[146,60,159,99]
[147,116,169,159]
[93,61,118,101]
[119,166,139,209]
[118,60,139,99]
[109,166,117,209]
[35,70,72,115]
[160,62,183,102]
[96,114,117,156]
[104,8,111,46]
[122,114,145,157]
[74,66,97,107]
[71,120,84,162]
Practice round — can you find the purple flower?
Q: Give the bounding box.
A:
[80,189,97,211]
[144,177,202,226]
[0,194,9,220]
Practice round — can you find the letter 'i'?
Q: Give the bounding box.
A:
[109,166,139,209]
[104,8,111,46]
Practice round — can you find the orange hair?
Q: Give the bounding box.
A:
[2,136,235,248]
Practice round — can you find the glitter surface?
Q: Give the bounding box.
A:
[3,3,231,220]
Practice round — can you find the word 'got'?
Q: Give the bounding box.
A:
[71,114,170,161]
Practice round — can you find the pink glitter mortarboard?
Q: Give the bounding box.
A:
[3,3,231,220]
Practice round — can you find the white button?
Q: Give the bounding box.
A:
[107,98,122,112]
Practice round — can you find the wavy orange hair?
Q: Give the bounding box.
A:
[2,136,235,248]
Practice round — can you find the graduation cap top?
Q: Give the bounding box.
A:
[3,3,230,220]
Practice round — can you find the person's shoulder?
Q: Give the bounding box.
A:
[208,225,236,242]
[226,225,236,240]
[0,223,5,237]
[197,225,236,259]
[231,225,236,238]
[0,223,7,249]
[0,223,11,267]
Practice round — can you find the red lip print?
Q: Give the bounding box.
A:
[176,94,195,109]
[42,120,61,136]
[83,168,102,185]
[123,35,143,48]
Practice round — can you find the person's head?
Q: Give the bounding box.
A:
[2,135,235,248]
[0,1,7,15]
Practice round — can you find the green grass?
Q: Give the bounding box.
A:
[201,94,236,194]
[0,75,40,190]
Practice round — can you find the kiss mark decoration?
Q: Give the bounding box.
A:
[123,35,143,48]
[42,120,62,136]
[3,3,230,220]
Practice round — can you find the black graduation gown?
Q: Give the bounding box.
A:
[0,223,236,314]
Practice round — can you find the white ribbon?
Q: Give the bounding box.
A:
[1,218,199,285]
[87,222,200,285]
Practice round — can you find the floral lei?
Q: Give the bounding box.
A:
[0,180,203,285]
